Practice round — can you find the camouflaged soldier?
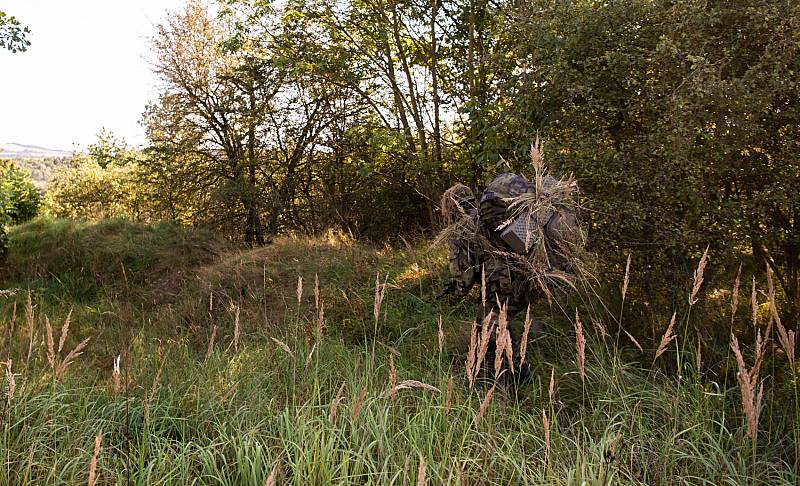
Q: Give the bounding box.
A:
[439,174,542,383]
[440,172,581,384]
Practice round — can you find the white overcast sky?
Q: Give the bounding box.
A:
[0,0,187,150]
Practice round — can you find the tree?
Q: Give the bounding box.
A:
[0,10,31,53]
[512,0,800,324]
[144,0,288,245]
[0,160,41,258]
[1,160,40,224]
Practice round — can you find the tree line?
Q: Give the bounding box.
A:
[36,0,800,325]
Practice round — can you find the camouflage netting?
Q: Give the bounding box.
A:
[436,140,593,301]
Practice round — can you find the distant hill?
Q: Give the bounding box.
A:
[1,143,74,190]
[0,142,73,159]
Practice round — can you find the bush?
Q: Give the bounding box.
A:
[1,159,41,258]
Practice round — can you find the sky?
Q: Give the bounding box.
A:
[0,0,188,151]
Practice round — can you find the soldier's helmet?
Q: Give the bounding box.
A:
[440,184,476,225]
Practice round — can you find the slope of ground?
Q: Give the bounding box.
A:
[0,218,796,484]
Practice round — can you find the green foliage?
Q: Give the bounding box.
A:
[1,160,41,225]
[0,159,41,258]
[0,10,31,53]
[507,0,800,323]
[44,132,167,223]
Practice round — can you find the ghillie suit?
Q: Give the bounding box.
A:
[436,142,587,384]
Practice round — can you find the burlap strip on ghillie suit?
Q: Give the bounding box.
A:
[436,139,589,302]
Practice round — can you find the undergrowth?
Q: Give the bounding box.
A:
[0,218,797,485]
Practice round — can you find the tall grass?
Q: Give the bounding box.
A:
[0,219,797,485]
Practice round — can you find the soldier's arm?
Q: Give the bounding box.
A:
[439,239,479,299]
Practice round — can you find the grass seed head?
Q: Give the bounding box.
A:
[730,333,763,442]
[57,308,73,354]
[731,263,742,321]
[389,354,397,399]
[111,355,121,395]
[653,312,677,364]
[265,460,281,486]
[4,359,15,406]
[296,275,303,306]
[466,321,478,388]
[60,342,90,379]
[387,380,440,396]
[329,381,346,424]
[689,246,709,305]
[520,305,532,368]
[270,337,295,359]
[474,384,495,427]
[622,253,631,301]
[437,316,444,354]
[543,409,551,458]
[575,308,585,383]
[205,323,217,363]
[417,454,427,486]
[45,316,55,369]
[232,304,240,353]
[87,432,103,486]
[351,385,368,421]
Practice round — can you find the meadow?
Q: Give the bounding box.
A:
[0,218,797,485]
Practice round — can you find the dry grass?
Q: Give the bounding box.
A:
[473,311,495,385]
[689,246,709,305]
[653,312,677,364]
[575,308,585,383]
[205,323,217,363]
[25,291,34,365]
[388,354,397,399]
[437,316,444,355]
[44,311,91,380]
[622,253,631,302]
[373,272,387,324]
[87,433,102,486]
[329,381,346,425]
[417,454,427,486]
[767,268,796,371]
[543,409,551,460]
[296,275,303,306]
[493,302,513,379]
[465,321,478,388]
[232,303,241,353]
[265,461,280,486]
[385,380,440,397]
[731,263,742,321]
[474,384,495,427]
[271,337,295,359]
[144,355,165,424]
[730,333,766,441]
[4,359,14,406]
[351,385,368,421]
[520,305,532,368]
[111,355,121,395]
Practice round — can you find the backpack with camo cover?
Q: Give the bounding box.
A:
[479,173,580,269]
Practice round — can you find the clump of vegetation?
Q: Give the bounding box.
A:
[0,219,796,484]
[1,160,41,259]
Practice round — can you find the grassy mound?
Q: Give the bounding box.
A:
[2,217,229,301]
[0,219,797,484]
